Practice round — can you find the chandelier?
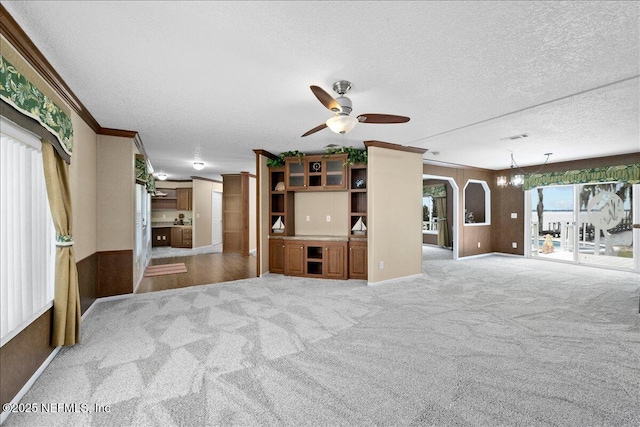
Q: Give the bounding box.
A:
[497,153,552,188]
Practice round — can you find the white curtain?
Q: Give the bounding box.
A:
[0,119,55,345]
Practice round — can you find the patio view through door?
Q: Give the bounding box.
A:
[526,182,637,272]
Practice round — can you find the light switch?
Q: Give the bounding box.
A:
[306,215,310,221]
[511,213,518,219]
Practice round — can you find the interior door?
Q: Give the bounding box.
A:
[212,190,222,245]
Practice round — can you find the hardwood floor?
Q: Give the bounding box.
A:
[136,252,257,294]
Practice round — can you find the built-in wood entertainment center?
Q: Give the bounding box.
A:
[268,153,368,279]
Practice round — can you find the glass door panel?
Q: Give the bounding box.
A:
[527,182,635,271]
[577,183,633,270]
[529,185,576,262]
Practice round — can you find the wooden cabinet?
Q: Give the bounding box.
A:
[349,241,368,279]
[284,241,305,276]
[324,242,347,279]
[152,227,171,247]
[152,187,192,211]
[182,227,192,247]
[285,154,347,191]
[171,227,192,248]
[151,188,177,210]
[176,188,192,210]
[282,240,347,279]
[269,238,285,274]
[222,173,250,254]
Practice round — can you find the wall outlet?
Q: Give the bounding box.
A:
[326,215,331,222]
[306,215,310,222]
[162,214,166,219]
[512,242,517,248]
[478,242,481,248]
[511,213,517,219]
[196,213,200,218]
[379,261,384,269]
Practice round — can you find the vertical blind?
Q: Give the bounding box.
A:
[0,120,55,345]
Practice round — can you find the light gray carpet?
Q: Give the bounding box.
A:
[5,255,639,426]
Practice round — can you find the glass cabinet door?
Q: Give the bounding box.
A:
[286,160,306,189]
[324,158,346,189]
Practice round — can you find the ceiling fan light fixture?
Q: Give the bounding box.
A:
[326,115,358,134]
[156,173,168,181]
[193,161,205,170]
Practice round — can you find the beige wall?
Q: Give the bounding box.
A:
[294,192,349,236]
[96,135,135,251]
[192,178,223,248]
[69,111,98,261]
[368,145,424,284]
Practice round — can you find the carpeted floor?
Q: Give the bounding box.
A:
[4,254,639,426]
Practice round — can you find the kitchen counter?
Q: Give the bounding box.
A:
[151,222,192,228]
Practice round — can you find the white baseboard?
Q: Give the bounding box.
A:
[1,292,135,425]
[0,346,61,425]
[367,273,423,287]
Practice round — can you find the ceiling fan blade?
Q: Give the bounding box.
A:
[301,123,328,137]
[357,114,410,124]
[310,86,341,112]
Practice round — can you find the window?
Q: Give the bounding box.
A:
[422,195,438,234]
[463,180,491,225]
[0,118,55,345]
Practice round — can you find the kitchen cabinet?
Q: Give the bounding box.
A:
[152,227,171,247]
[171,226,192,248]
[269,238,285,274]
[349,241,368,279]
[284,154,347,191]
[176,188,192,210]
[151,188,177,210]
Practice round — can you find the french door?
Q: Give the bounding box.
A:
[525,182,638,272]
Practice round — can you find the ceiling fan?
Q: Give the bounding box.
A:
[301,80,410,137]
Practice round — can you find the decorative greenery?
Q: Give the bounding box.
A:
[266,147,368,168]
[266,150,304,168]
[324,146,367,165]
[0,54,74,156]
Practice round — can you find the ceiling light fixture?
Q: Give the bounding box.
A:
[326,114,358,134]
[497,153,552,188]
[156,173,168,181]
[193,161,205,171]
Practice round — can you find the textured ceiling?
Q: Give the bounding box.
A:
[2,1,639,180]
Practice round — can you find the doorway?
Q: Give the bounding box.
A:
[525,182,637,272]
[422,174,459,260]
[212,190,222,245]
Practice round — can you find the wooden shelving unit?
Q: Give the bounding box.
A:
[269,167,294,235]
[348,164,367,236]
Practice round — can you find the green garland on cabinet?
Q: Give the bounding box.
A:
[266,147,367,168]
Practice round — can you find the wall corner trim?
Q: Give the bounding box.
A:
[367,273,423,287]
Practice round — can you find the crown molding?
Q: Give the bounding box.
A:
[0,4,101,132]
[364,140,428,154]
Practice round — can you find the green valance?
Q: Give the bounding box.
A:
[423,184,446,198]
[135,154,156,195]
[0,54,73,156]
[523,164,640,191]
